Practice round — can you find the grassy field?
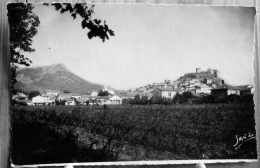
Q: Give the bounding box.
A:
[12,103,257,164]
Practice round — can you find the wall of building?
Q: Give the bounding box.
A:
[227,90,240,95]
[109,96,122,104]
[161,91,176,99]
[152,89,162,97]
[240,90,252,96]
[201,87,211,94]
[32,96,46,104]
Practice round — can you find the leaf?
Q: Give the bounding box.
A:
[105,34,109,40]
[53,3,62,11]
[65,4,74,13]
[94,19,101,25]
[71,13,76,19]
[60,8,66,14]
[108,29,115,36]
[81,20,87,29]
[87,32,94,39]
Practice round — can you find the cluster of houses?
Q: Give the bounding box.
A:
[13,68,254,106]
[12,85,135,106]
[122,68,254,100]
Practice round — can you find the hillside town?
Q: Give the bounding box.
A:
[12,68,254,106]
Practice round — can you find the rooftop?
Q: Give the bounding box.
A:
[237,85,253,90]
[71,93,82,96]
[211,84,239,90]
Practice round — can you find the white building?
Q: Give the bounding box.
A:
[201,85,212,94]
[57,93,72,100]
[65,99,76,106]
[109,95,122,105]
[12,93,28,100]
[97,96,110,105]
[91,90,99,97]
[71,93,82,100]
[195,85,212,94]
[32,95,48,105]
[151,88,181,99]
[204,78,212,85]
[32,95,56,105]
[45,90,60,96]
[102,84,116,95]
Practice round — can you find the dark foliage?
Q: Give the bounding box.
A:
[198,95,217,104]
[12,103,257,164]
[8,4,40,93]
[51,3,114,42]
[28,90,41,99]
[55,99,66,106]
[173,92,193,104]
[98,91,110,96]
[198,94,254,104]
[148,97,172,105]
[128,96,149,105]
[239,94,254,103]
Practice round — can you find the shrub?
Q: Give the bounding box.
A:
[173,92,193,104]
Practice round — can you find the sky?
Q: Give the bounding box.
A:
[24,4,256,90]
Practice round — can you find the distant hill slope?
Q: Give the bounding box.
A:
[14,64,103,93]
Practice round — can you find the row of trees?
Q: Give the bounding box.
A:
[124,92,254,105]
[122,92,194,105]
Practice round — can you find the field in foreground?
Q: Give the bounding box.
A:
[12,103,257,164]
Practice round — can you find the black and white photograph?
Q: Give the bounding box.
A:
[7,2,258,166]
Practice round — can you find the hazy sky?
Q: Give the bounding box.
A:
[24,4,256,90]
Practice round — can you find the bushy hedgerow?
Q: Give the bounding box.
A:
[197,94,254,104]
[173,92,193,104]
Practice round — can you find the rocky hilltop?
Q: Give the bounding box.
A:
[177,71,223,85]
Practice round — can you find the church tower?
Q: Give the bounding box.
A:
[102,84,109,91]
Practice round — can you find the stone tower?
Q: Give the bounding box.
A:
[213,70,218,77]
[196,68,201,73]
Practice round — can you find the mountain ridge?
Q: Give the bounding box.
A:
[15,64,103,93]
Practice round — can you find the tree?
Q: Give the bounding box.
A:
[8,4,40,93]
[173,92,193,104]
[28,90,41,99]
[50,3,115,42]
[7,3,115,93]
[98,91,109,96]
